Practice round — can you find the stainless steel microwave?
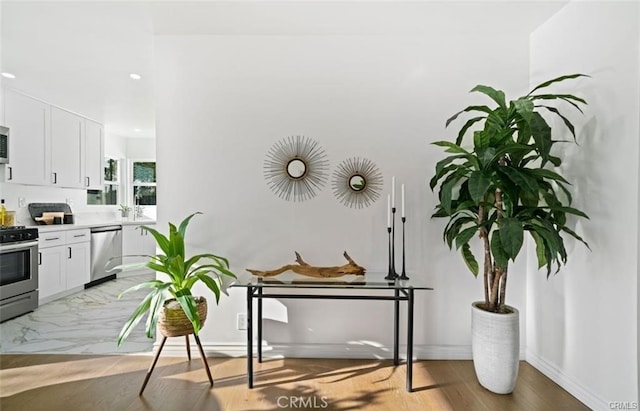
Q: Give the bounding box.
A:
[0,126,8,164]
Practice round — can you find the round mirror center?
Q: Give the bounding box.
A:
[349,174,366,191]
[286,158,307,179]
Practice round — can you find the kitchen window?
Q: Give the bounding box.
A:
[132,161,156,206]
[87,158,120,205]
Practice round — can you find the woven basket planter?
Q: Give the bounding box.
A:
[159,296,208,337]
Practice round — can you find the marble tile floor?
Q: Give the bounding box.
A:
[0,272,156,355]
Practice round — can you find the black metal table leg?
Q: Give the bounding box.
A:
[247,285,254,389]
[394,287,400,366]
[258,287,263,363]
[406,287,414,392]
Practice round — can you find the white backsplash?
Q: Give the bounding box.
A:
[0,181,155,225]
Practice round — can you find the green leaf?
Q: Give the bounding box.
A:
[537,105,577,141]
[499,218,524,260]
[432,141,470,155]
[456,117,486,146]
[530,94,587,114]
[490,230,509,269]
[195,273,222,304]
[178,212,202,237]
[529,230,548,269]
[471,85,507,110]
[473,130,490,149]
[174,289,200,335]
[530,112,552,164]
[461,243,479,277]
[499,167,539,199]
[430,154,467,190]
[140,225,171,255]
[513,98,534,124]
[528,168,570,185]
[546,206,589,219]
[468,171,491,204]
[117,291,154,347]
[455,225,479,250]
[528,73,590,95]
[446,105,493,128]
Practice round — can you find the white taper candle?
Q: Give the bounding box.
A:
[387,194,391,228]
[391,176,396,208]
[402,184,405,218]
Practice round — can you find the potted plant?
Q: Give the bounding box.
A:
[115,212,237,347]
[119,204,132,218]
[429,74,590,394]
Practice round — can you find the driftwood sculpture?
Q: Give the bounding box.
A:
[247,251,366,278]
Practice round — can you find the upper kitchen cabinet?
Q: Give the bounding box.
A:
[51,107,84,188]
[2,88,105,190]
[2,89,52,186]
[84,119,104,190]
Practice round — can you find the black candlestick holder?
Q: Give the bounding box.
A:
[385,226,395,281]
[385,207,399,281]
[398,216,409,280]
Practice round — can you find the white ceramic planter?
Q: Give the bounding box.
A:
[471,301,520,394]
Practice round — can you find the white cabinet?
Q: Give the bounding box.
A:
[51,107,84,188]
[84,119,104,190]
[65,230,91,289]
[38,229,91,303]
[2,88,104,189]
[38,244,66,300]
[122,224,156,267]
[3,89,51,185]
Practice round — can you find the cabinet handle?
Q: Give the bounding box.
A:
[52,172,57,184]
[38,252,42,265]
[7,166,12,180]
[45,237,61,241]
[73,234,85,238]
[68,247,72,259]
[86,176,90,187]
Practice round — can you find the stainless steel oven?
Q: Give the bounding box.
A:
[0,226,39,322]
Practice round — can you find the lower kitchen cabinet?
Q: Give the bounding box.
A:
[122,224,156,267]
[38,229,91,303]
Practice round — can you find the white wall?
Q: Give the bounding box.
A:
[154,24,534,357]
[528,1,639,409]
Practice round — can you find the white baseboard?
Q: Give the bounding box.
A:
[158,341,527,361]
[159,341,472,359]
[526,349,608,411]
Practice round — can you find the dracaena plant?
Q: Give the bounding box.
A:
[115,212,236,347]
[430,74,590,313]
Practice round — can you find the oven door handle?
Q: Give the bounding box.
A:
[0,241,39,253]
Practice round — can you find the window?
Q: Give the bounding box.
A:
[87,158,119,205]
[132,161,156,206]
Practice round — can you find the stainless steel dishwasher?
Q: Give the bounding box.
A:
[88,225,122,288]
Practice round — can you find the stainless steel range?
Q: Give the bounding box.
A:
[0,226,39,322]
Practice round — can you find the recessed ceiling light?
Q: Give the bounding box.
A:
[1,72,16,79]
[129,73,142,80]
[134,128,141,132]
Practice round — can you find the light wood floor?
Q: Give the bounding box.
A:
[0,355,589,411]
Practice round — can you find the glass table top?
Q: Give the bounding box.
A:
[230,271,433,290]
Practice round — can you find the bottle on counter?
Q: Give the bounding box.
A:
[0,199,6,226]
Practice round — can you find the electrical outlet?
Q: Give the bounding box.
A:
[237,313,248,330]
[18,197,26,208]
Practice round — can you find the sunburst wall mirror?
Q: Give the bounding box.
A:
[263,135,329,202]
[332,157,383,208]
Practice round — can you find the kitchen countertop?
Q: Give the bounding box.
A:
[30,218,156,232]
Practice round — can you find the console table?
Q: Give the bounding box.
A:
[230,273,432,392]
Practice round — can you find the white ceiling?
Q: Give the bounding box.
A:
[0,0,568,140]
